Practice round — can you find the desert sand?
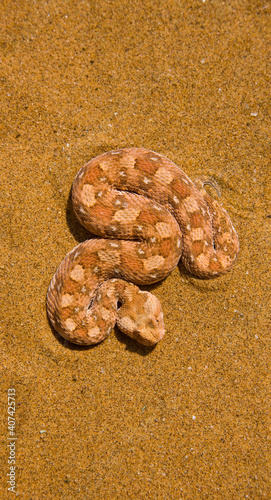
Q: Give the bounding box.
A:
[1,1,270,498]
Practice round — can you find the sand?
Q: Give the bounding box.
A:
[1,0,270,498]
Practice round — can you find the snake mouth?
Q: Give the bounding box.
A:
[87,297,95,310]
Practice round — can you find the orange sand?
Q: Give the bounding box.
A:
[1,1,270,498]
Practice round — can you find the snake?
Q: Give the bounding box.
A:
[46,148,239,346]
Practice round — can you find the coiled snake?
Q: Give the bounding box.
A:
[47,148,239,346]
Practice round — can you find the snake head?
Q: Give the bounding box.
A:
[116,290,165,346]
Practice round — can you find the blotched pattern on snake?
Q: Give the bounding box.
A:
[47,148,239,346]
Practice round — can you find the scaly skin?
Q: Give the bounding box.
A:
[47,148,239,346]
